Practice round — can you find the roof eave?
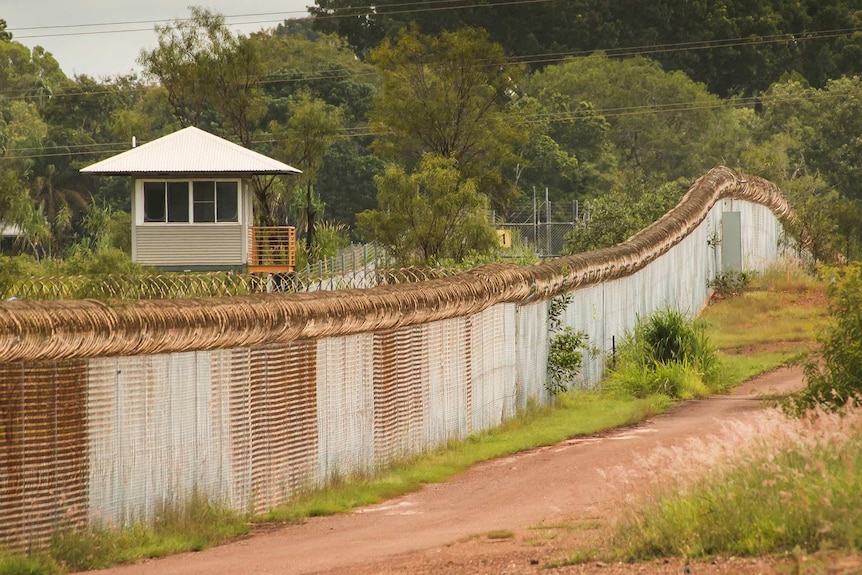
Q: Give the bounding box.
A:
[80,169,302,176]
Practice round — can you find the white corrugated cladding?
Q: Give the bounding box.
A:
[471,304,519,432]
[316,334,375,481]
[88,352,233,526]
[80,127,301,175]
[423,316,470,446]
[516,301,552,404]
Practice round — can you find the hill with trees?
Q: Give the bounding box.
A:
[0,2,860,267]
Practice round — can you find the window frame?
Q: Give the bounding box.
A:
[138,178,242,225]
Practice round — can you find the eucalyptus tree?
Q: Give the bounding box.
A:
[138,7,282,224]
[0,101,52,257]
[527,53,747,187]
[741,76,862,260]
[272,91,344,254]
[310,0,862,98]
[512,95,618,205]
[251,26,382,232]
[369,27,529,214]
[357,154,497,265]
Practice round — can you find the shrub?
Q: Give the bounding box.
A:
[547,327,592,394]
[60,248,144,276]
[790,263,862,412]
[0,255,45,299]
[606,309,721,399]
[707,269,756,298]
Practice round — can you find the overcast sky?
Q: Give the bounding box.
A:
[4,1,313,79]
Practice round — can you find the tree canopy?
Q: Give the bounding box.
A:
[369,27,529,213]
[357,154,497,265]
[2,3,862,263]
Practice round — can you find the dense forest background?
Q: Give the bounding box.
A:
[1,0,862,268]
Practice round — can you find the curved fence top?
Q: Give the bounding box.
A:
[0,167,807,363]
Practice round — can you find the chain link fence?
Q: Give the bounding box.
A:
[494,193,586,257]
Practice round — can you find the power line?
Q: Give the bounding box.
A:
[8,0,543,40]
[9,11,309,33]
[0,86,849,162]
[1,24,857,102]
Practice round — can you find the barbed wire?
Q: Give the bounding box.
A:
[0,266,465,302]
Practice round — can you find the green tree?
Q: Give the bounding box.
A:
[369,27,529,213]
[315,138,384,231]
[563,180,686,254]
[512,95,618,205]
[799,76,862,202]
[356,154,497,265]
[528,54,746,187]
[0,19,12,43]
[310,0,862,98]
[273,92,344,255]
[0,100,55,258]
[139,7,283,225]
[251,26,382,233]
[741,76,862,261]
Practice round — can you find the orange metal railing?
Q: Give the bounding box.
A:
[248,226,297,273]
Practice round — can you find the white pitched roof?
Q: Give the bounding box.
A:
[80,126,301,175]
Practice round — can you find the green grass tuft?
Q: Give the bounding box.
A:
[606,309,722,399]
[0,553,59,575]
[50,493,249,572]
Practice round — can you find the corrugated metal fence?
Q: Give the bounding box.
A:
[0,168,811,549]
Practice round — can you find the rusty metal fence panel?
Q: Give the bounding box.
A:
[0,361,88,550]
[87,353,235,526]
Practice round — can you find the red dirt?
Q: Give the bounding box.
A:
[85,367,842,575]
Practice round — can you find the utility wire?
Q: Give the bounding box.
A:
[10,0,553,40]
[0,25,857,101]
[0,86,847,161]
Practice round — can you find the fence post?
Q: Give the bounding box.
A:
[532,186,538,251]
[546,187,551,257]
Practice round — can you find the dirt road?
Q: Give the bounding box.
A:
[86,367,806,575]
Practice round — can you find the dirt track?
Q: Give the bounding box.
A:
[86,367,807,575]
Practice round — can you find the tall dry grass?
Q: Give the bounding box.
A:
[607,401,862,560]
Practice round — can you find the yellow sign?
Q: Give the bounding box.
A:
[496,229,512,249]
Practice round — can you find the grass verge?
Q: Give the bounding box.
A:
[582,265,841,565]
[0,553,59,575]
[46,492,249,573]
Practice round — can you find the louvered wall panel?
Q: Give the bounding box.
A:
[423,317,470,446]
[0,361,87,550]
[135,225,243,266]
[470,305,518,432]
[372,326,427,466]
[229,342,318,514]
[316,334,375,480]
